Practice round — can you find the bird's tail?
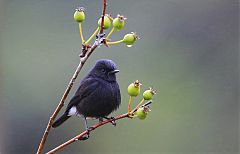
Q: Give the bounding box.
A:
[52,113,70,128]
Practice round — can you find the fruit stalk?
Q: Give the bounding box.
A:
[127,96,133,115]
[107,39,124,45]
[106,27,115,40]
[130,98,145,115]
[84,27,100,45]
[79,23,85,43]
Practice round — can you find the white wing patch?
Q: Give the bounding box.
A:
[68,106,78,116]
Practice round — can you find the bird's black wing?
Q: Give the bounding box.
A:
[116,82,121,107]
[65,77,100,113]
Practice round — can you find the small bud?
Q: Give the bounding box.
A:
[143,88,156,100]
[113,14,126,30]
[123,32,139,47]
[98,15,111,29]
[127,80,142,97]
[74,7,85,23]
[136,106,151,120]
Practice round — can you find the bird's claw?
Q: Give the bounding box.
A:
[104,116,116,126]
[79,135,89,141]
[79,127,94,140]
[110,117,116,126]
[99,117,103,122]
[87,126,95,131]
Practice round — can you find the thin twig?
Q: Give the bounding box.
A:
[37,44,97,154]
[46,113,128,154]
[37,1,108,153]
[46,100,152,153]
[36,62,84,154]
[99,0,107,34]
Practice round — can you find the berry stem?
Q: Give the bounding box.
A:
[106,27,115,40]
[127,96,133,115]
[107,39,124,45]
[84,27,100,45]
[130,98,145,115]
[108,15,113,21]
[79,23,85,43]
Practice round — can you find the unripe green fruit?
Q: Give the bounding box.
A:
[143,88,156,100]
[113,17,125,30]
[98,15,111,29]
[136,107,147,120]
[143,90,154,100]
[128,83,140,96]
[123,33,137,46]
[74,9,85,23]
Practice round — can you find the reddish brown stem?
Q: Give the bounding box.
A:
[37,1,108,153]
[46,101,152,153]
[99,0,107,34]
[37,43,97,154]
[46,103,145,154]
[36,62,83,154]
[47,113,129,154]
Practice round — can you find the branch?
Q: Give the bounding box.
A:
[37,1,109,153]
[37,43,97,154]
[99,0,107,34]
[46,101,152,154]
[46,113,128,154]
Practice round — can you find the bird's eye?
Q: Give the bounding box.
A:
[101,68,106,73]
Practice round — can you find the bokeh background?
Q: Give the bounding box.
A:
[0,0,239,154]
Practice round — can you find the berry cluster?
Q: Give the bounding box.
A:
[74,7,139,47]
[127,80,156,120]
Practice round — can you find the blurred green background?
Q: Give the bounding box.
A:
[0,0,239,154]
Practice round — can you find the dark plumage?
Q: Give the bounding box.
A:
[52,59,121,138]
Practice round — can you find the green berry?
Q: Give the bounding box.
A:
[143,88,156,100]
[113,15,126,30]
[136,107,147,120]
[98,15,111,29]
[123,32,138,47]
[127,80,141,96]
[128,83,140,96]
[74,7,85,23]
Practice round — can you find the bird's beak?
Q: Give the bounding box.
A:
[108,69,120,74]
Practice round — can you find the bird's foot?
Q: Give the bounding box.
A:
[79,134,89,141]
[104,116,116,126]
[87,126,95,131]
[99,117,103,122]
[79,127,95,140]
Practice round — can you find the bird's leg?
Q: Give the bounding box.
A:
[79,116,94,140]
[103,116,116,126]
[99,117,104,122]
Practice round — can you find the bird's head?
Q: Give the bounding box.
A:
[89,59,119,82]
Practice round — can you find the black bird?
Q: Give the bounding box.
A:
[52,59,121,139]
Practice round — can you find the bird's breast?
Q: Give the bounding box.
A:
[77,80,120,118]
